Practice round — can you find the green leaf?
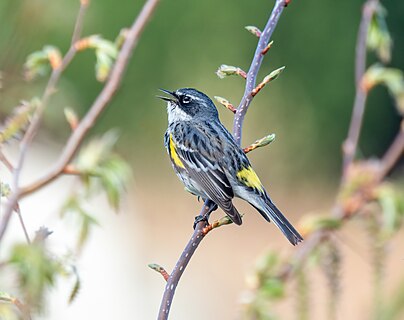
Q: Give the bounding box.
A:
[24,45,62,80]
[8,241,59,312]
[261,278,284,299]
[215,64,246,79]
[367,3,392,63]
[96,155,131,210]
[74,130,131,210]
[362,64,404,114]
[76,130,120,173]
[61,196,99,249]
[0,182,11,197]
[0,98,39,145]
[245,25,262,37]
[85,35,118,82]
[375,184,404,237]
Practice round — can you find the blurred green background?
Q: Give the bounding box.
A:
[1,0,403,189]
[1,1,404,319]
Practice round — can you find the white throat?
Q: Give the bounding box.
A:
[167,102,192,123]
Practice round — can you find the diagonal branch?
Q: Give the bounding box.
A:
[342,0,379,174]
[158,200,212,320]
[0,0,89,244]
[233,0,288,145]
[378,121,404,179]
[20,0,160,197]
[0,0,161,244]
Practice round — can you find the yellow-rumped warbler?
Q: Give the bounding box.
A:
[159,88,303,245]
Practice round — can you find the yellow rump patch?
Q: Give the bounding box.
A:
[237,166,264,191]
[169,134,185,169]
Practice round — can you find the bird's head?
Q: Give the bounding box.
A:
[158,88,219,123]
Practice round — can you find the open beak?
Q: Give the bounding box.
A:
[157,88,178,102]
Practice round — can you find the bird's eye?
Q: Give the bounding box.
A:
[181,96,191,104]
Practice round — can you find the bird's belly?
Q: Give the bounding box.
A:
[174,169,207,199]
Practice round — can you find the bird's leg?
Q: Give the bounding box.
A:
[193,199,218,229]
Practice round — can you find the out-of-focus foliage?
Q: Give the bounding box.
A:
[362,64,404,113]
[75,35,118,82]
[24,45,62,80]
[367,3,392,63]
[74,130,132,209]
[0,99,39,144]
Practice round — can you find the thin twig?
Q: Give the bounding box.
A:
[71,0,90,45]
[19,0,160,197]
[0,150,13,171]
[158,200,212,320]
[0,0,89,244]
[233,0,288,145]
[0,0,161,243]
[343,0,378,173]
[378,123,404,179]
[16,207,31,244]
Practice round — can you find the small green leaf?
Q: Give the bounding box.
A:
[0,98,39,144]
[363,64,404,114]
[95,50,114,82]
[263,66,285,83]
[97,156,131,210]
[61,195,99,249]
[24,45,62,80]
[87,35,118,82]
[367,3,392,63]
[261,278,284,299]
[0,182,11,197]
[216,64,246,79]
[76,130,120,173]
[245,26,262,37]
[8,241,59,312]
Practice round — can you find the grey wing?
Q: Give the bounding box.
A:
[172,124,242,225]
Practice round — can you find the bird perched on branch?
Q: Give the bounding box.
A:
[159,88,303,245]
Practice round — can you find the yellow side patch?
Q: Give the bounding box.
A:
[237,166,264,191]
[169,134,185,169]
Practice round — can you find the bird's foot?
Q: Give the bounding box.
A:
[193,200,218,229]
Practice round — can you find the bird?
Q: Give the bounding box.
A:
[159,88,303,245]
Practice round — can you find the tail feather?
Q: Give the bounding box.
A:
[252,198,303,246]
[218,201,243,226]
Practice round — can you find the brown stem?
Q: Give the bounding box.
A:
[342,0,378,174]
[158,200,212,320]
[233,0,288,145]
[0,0,89,244]
[20,0,160,198]
[71,0,89,45]
[0,150,13,171]
[378,122,404,179]
[0,0,161,243]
